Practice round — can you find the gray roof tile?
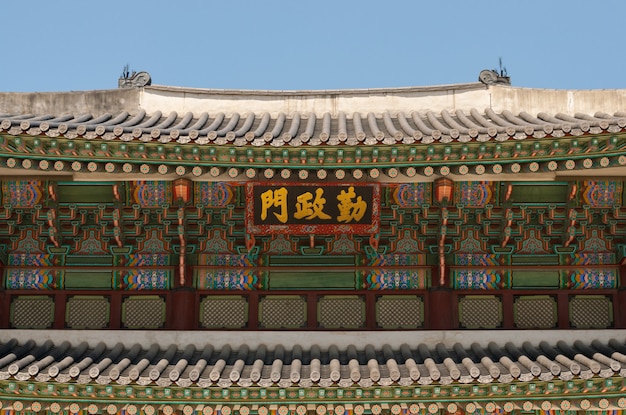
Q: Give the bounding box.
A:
[0,337,625,388]
[2,108,626,147]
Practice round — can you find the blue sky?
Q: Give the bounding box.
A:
[2,0,624,92]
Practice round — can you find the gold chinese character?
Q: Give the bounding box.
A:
[260,187,288,223]
[294,188,331,220]
[337,186,367,223]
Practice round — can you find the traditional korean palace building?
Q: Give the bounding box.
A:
[1,70,626,415]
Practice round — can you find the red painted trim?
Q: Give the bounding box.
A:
[429,288,453,329]
[109,294,122,329]
[170,289,195,330]
[0,291,8,329]
[557,292,571,328]
[307,292,318,329]
[53,292,66,329]
[501,291,515,329]
[247,291,259,329]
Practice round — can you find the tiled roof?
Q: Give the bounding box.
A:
[1,336,624,388]
[2,109,625,147]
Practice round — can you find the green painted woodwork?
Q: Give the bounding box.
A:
[61,254,116,290]
[269,271,357,289]
[268,256,356,266]
[509,183,569,204]
[268,255,358,289]
[63,271,113,289]
[65,256,113,266]
[2,131,626,171]
[512,270,560,288]
[0,375,623,410]
[1,172,624,298]
[511,255,559,265]
[56,183,116,204]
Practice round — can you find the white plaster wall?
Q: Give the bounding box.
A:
[489,86,626,115]
[0,89,140,115]
[3,84,626,118]
[140,84,492,117]
[139,84,626,117]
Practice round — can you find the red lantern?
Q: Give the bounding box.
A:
[434,178,454,204]
[173,178,192,203]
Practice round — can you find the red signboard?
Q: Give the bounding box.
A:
[245,183,380,235]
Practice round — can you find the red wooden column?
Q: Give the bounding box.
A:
[109,293,122,329]
[169,184,197,330]
[0,261,6,328]
[170,288,196,329]
[169,265,196,330]
[428,265,453,329]
[247,291,259,330]
[617,263,626,328]
[556,291,570,329]
[501,290,515,329]
[0,292,7,329]
[53,292,67,329]
[428,180,455,329]
[307,292,318,329]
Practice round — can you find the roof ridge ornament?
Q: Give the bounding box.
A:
[479,69,511,85]
[479,58,511,85]
[118,65,151,88]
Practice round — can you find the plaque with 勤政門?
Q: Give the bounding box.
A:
[245,183,380,235]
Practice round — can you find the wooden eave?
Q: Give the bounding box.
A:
[0,131,625,182]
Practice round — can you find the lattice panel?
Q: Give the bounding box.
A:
[376,295,424,328]
[569,295,613,328]
[458,296,502,329]
[122,296,166,329]
[200,296,248,329]
[514,296,557,329]
[10,296,54,329]
[65,296,110,329]
[318,296,365,329]
[259,295,307,329]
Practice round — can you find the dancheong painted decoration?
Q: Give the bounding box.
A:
[0,70,626,413]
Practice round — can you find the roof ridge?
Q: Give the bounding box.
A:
[144,82,487,96]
